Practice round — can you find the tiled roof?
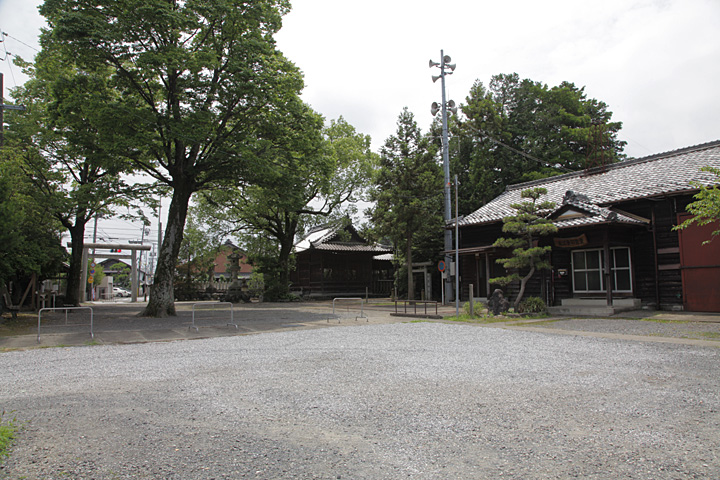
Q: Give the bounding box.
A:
[550,199,648,230]
[314,243,392,253]
[295,223,392,254]
[460,140,720,227]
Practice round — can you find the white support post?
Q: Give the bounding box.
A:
[131,250,138,303]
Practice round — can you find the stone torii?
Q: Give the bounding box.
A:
[69,242,152,302]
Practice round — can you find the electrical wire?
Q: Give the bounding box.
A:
[0,31,18,87]
[2,31,40,53]
[460,123,574,173]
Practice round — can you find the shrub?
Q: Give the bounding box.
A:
[247,271,265,298]
[517,296,547,314]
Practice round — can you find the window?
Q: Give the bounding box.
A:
[571,247,632,293]
[610,248,632,292]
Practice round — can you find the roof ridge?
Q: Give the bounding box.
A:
[505,139,720,192]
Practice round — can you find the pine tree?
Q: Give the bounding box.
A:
[490,187,557,309]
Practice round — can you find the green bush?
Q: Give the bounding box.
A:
[247,271,265,298]
[462,301,489,318]
[517,296,547,314]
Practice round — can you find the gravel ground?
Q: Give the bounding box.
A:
[1,322,719,479]
[520,318,720,341]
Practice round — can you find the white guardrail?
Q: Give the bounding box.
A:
[190,302,237,331]
[330,297,368,323]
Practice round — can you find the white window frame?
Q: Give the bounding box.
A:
[571,247,633,294]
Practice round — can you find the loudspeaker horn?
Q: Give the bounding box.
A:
[429,59,440,68]
[431,102,440,116]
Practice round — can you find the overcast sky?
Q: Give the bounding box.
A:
[1,0,719,243]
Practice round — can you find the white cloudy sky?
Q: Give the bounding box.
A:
[1,0,719,243]
[2,0,719,158]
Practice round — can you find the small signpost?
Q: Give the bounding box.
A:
[438,261,446,305]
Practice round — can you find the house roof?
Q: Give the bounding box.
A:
[459,140,720,227]
[295,223,392,254]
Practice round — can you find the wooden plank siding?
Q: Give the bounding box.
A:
[456,194,697,309]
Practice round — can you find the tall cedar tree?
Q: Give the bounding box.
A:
[490,187,557,309]
[40,0,307,316]
[368,108,443,300]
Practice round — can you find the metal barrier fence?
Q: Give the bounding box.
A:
[190,302,237,331]
[38,306,94,342]
[330,297,367,323]
[394,300,439,317]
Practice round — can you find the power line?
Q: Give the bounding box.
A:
[2,31,40,53]
[461,124,574,173]
[0,35,18,87]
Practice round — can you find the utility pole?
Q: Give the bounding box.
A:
[430,51,457,304]
[0,72,26,148]
[455,174,460,317]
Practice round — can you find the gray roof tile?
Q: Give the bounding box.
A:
[460,140,720,226]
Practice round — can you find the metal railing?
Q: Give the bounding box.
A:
[330,297,367,323]
[394,300,439,317]
[38,307,94,342]
[190,302,237,331]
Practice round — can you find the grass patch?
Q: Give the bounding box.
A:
[697,332,720,339]
[0,411,17,461]
[444,313,517,324]
[637,318,688,324]
[0,314,36,337]
[513,318,563,327]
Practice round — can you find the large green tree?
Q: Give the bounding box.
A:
[40,0,307,316]
[201,116,376,300]
[0,149,65,297]
[9,51,144,306]
[448,73,625,217]
[368,108,443,300]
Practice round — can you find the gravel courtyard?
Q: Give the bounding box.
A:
[1,322,719,479]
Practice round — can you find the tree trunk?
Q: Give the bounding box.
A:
[141,181,194,317]
[277,236,294,299]
[514,266,535,310]
[64,223,87,306]
[406,231,414,301]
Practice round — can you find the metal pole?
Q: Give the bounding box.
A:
[440,51,453,306]
[92,215,98,300]
[455,174,460,317]
[80,247,89,302]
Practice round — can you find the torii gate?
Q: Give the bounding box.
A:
[70,242,152,303]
